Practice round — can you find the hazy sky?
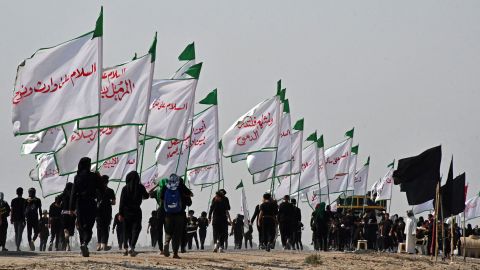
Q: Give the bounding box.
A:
[1,1,480,245]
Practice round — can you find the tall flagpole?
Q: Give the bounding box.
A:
[94,8,103,172]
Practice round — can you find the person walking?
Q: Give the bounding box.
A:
[70,157,102,257]
[0,193,11,252]
[25,187,42,251]
[96,175,116,251]
[198,211,208,250]
[112,212,124,250]
[230,214,244,249]
[48,196,63,251]
[39,210,49,251]
[277,195,295,250]
[209,189,231,253]
[60,182,75,251]
[186,210,199,250]
[161,174,193,259]
[147,210,159,248]
[258,193,277,252]
[404,210,417,254]
[10,187,26,252]
[119,171,149,257]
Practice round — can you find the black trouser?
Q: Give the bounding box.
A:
[96,217,111,244]
[244,236,252,248]
[212,221,228,248]
[261,217,276,248]
[116,227,125,249]
[199,228,206,249]
[40,234,48,251]
[164,213,185,254]
[151,228,158,247]
[256,225,263,247]
[124,216,142,250]
[157,214,164,251]
[234,232,243,249]
[187,232,199,249]
[279,221,292,248]
[0,220,7,247]
[26,217,39,242]
[316,222,328,251]
[77,200,97,246]
[295,231,303,250]
[181,218,188,251]
[13,221,25,249]
[49,219,63,249]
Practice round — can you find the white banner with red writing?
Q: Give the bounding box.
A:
[464,195,480,221]
[140,164,159,192]
[222,96,281,157]
[325,138,352,194]
[21,123,75,155]
[35,154,69,198]
[246,112,292,175]
[186,105,220,169]
[188,163,221,185]
[375,168,394,202]
[353,163,369,196]
[145,79,196,140]
[330,155,357,194]
[55,125,138,175]
[80,54,153,128]
[155,137,189,180]
[98,151,137,182]
[13,32,100,135]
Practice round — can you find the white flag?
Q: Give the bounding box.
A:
[155,137,189,180]
[186,105,220,169]
[375,168,394,202]
[292,142,319,192]
[21,123,75,155]
[188,164,221,185]
[464,195,480,221]
[246,112,292,174]
[145,79,196,140]
[36,154,68,198]
[412,199,434,215]
[140,164,159,192]
[55,125,138,175]
[353,163,369,196]
[13,31,101,135]
[172,60,195,79]
[79,53,154,128]
[98,151,137,182]
[222,96,281,157]
[241,188,251,229]
[325,139,352,194]
[318,146,328,190]
[231,154,248,163]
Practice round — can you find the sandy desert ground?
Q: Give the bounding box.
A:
[0,250,479,270]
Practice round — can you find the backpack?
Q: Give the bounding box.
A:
[164,187,182,214]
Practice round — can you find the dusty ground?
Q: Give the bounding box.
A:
[0,250,479,270]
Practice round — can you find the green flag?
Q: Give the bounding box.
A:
[387,159,395,168]
[199,89,218,105]
[282,99,290,113]
[148,32,157,62]
[365,156,370,166]
[93,6,103,38]
[306,131,317,142]
[236,180,244,190]
[317,135,324,148]
[277,80,282,94]
[132,53,137,61]
[185,62,203,79]
[293,118,304,131]
[351,144,359,155]
[178,42,195,61]
[345,127,354,138]
[279,88,286,102]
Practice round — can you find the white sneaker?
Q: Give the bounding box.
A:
[213,243,218,253]
[219,247,224,253]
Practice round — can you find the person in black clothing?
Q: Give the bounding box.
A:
[112,212,124,250]
[147,210,159,248]
[10,187,26,252]
[230,214,244,249]
[258,193,277,252]
[244,223,253,249]
[119,171,149,257]
[96,175,116,251]
[60,182,75,251]
[251,204,263,249]
[48,195,63,251]
[161,174,193,259]
[209,189,231,253]
[70,157,102,257]
[39,210,49,251]
[25,187,42,251]
[290,199,302,250]
[277,195,295,250]
[0,193,11,251]
[186,210,199,250]
[198,211,208,250]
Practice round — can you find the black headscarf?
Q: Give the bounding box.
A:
[126,171,140,199]
[77,157,92,174]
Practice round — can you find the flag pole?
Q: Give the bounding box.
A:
[463,212,466,261]
[450,215,454,262]
[94,11,103,172]
[434,181,440,262]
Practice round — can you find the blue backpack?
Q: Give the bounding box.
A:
[164,188,182,214]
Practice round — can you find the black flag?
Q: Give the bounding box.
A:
[393,145,441,205]
[441,172,466,217]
